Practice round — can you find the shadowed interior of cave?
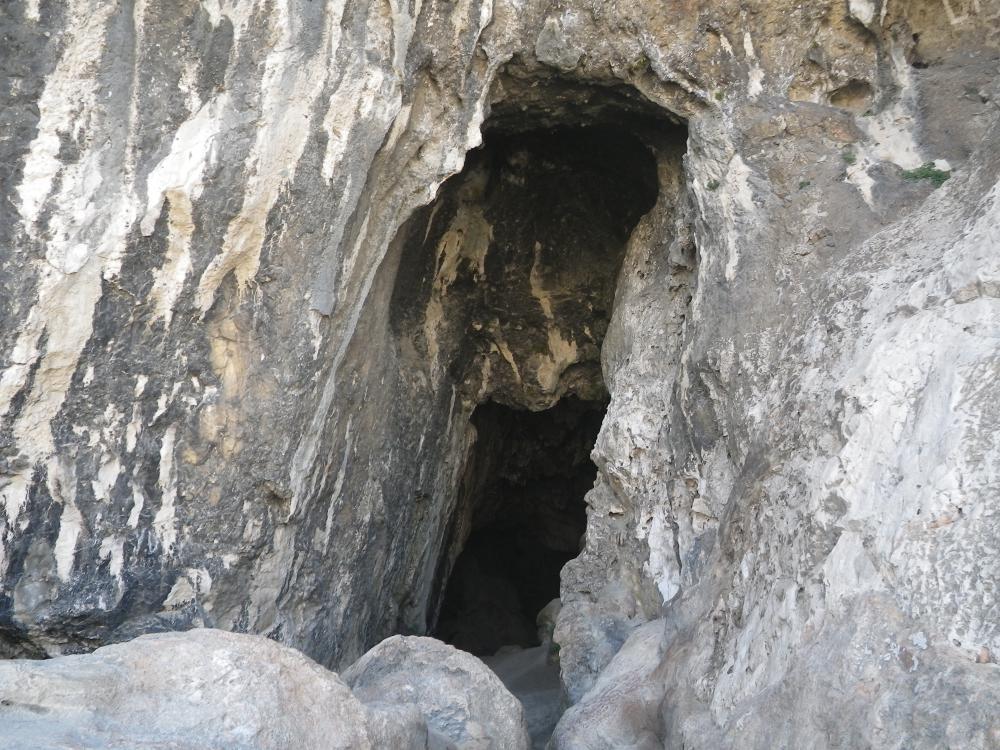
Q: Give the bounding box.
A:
[407,115,672,654]
[432,397,605,655]
[384,86,683,746]
[401,122,663,658]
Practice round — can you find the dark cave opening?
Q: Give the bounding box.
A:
[385,80,686,672]
[409,120,669,657]
[431,397,606,656]
[379,79,688,746]
[388,122,665,412]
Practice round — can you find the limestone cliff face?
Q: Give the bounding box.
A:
[1,0,998,746]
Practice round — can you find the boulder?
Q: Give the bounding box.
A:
[344,635,531,749]
[0,629,534,749]
[0,628,371,749]
[549,619,666,750]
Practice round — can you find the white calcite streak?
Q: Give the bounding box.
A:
[17,0,114,235]
[142,95,230,325]
[743,31,764,98]
[24,0,41,22]
[195,2,331,313]
[861,45,925,169]
[153,425,179,555]
[49,459,82,583]
[721,154,756,281]
[3,0,137,527]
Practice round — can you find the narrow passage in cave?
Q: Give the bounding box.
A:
[432,397,604,655]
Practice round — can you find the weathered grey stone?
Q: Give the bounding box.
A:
[550,619,666,750]
[535,597,561,644]
[535,15,585,73]
[0,628,372,749]
[0,0,998,747]
[344,635,531,749]
[0,629,537,748]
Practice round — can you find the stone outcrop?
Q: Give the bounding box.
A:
[550,619,666,750]
[1,0,998,747]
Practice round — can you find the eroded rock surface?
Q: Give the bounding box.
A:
[344,635,531,749]
[1,0,998,747]
[550,619,666,750]
[0,628,371,749]
[0,628,530,749]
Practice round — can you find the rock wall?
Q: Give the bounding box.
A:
[1,0,998,745]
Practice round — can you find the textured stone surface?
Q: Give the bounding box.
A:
[550,619,666,750]
[1,0,998,747]
[0,628,372,749]
[344,634,531,749]
[0,628,531,749]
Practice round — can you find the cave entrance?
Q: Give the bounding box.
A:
[395,119,663,655]
[379,77,688,745]
[431,397,604,655]
[385,80,687,721]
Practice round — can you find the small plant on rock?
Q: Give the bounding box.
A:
[628,53,650,74]
[901,162,951,188]
[706,179,721,191]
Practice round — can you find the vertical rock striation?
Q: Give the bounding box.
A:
[0,0,998,745]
